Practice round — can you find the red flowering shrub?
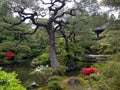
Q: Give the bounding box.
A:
[6,52,15,57]
[81,67,98,75]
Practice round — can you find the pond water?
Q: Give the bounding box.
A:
[2,61,42,88]
[1,58,99,89]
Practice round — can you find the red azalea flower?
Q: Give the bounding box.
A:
[90,67,98,73]
[82,68,91,75]
[6,52,14,57]
[81,67,98,75]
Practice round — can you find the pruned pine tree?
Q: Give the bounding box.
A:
[2,0,77,68]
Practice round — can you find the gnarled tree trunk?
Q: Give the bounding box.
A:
[48,30,59,68]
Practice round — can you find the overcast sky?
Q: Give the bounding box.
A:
[13,0,119,20]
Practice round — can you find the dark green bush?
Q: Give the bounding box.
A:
[47,75,63,90]
[47,81,62,90]
[89,61,120,90]
[53,65,67,75]
[0,52,5,58]
[31,53,49,66]
[110,52,120,62]
[49,75,62,81]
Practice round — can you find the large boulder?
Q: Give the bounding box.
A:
[67,77,80,85]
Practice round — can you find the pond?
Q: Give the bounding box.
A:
[2,61,42,89]
[1,56,103,89]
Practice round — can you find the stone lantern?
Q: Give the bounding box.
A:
[93,23,109,39]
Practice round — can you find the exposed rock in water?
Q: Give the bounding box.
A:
[67,77,80,85]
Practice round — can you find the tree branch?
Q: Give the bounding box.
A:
[15,39,24,47]
[55,9,76,19]
[15,26,39,46]
[2,16,30,28]
[49,0,66,18]
[41,0,53,4]
[20,26,39,35]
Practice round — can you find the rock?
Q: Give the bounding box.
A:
[31,81,39,88]
[67,77,80,85]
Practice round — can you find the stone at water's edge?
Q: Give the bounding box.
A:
[65,77,90,90]
[67,77,80,85]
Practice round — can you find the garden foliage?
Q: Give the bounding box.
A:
[0,70,26,90]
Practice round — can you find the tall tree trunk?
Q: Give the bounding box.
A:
[63,34,76,70]
[65,38,70,59]
[48,30,59,68]
[73,32,76,43]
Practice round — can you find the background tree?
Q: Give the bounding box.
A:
[55,11,97,69]
[103,0,120,8]
[102,0,120,26]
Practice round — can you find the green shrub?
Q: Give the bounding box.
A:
[57,38,65,46]
[31,65,53,83]
[0,52,5,58]
[88,61,120,90]
[49,75,62,81]
[77,61,93,69]
[32,65,53,74]
[0,70,26,90]
[101,61,120,79]
[88,73,110,90]
[46,72,63,90]
[16,53,25,59]
[32,53,49,66]
[110,52,120,62]
[53,65,67,75]
[47,81,62,90]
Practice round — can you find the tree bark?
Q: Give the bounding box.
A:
[65,38,71,59]
[48,30,59,68]
[65,38,69,53]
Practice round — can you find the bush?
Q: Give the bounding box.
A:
[53,65,67,75]
[0,52,5,58]
[47,75,63,90]
[110,52,120,62]
[0,70,26,90]
[49,75,62,81]
[88,73,109,90]
[47,81,62,90]
[16,53,25,59]
[32,65,53,74]
[31,53,49,66]
[88,61,120,90]
[31,65,53,83]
